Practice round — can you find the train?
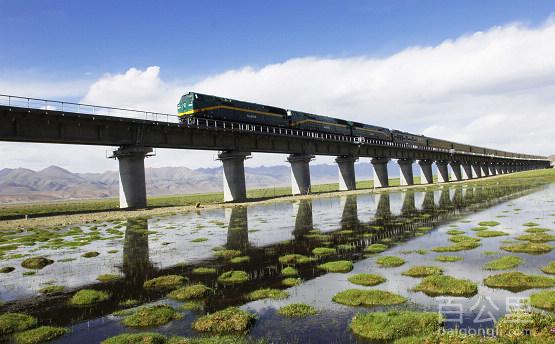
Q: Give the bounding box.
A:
[177,92,534,159]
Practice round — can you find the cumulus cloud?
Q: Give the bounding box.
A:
[2,18,555,172]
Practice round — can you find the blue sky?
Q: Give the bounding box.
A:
[1,1,554,172]
[2,0,554,85]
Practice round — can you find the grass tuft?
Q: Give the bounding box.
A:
[101,332,167,344]
[278,254,314,265]
[69,289,110,305]
[0,313,37,335]
[312,247,336,257]
[435,255,463,262]
[349,311,443,341]
[217,271,249,285]
[122,305,182,327]
[277,303,317,317]
[192,307,255,333]
[96,274,120,282]
[280,266,298,277]
[143,275,187,289]
[245,288,288,301]
[376,256,406,267]
[192,267,217,275]
[476,230,509,238]
[364,243,388,254]
[483,256,523,270]
[500,242,552,255]
[347,273,385,286]
[167,284,212,301]
[402,266,443,277]
[21,257,53,270]
[484,272,555,292]
[414,275,477,297]
[39,285,64,295]
[12,326,70,344]
[317,260,353,273]
[478,221,500,227]
[332,289,406,307]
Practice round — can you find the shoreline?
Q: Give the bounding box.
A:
[0,171,542,230]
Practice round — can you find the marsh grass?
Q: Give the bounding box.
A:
[143,275,187,289]
[280,266,298,277]
[525,227,551,233]
[376,256,406,267]
[192,267,217,275]
[277,304,317,317]
[484,272,555,292]
[81,251,100,258]
[349,311,443,341]
[0,313,37,335]
[245,288,288,301]
[12,326,70,344]
[167,284,212,301]
[523,222,540,227]
[478,221,500,227]
[435,255,463,262]
[217,271,249,285]
[192,307,255,333]
[446,230,465,235]
[471,226,488,231]
[347,273,385,286]
[96,274,120,282]
[312,247,336,257]
[529,290,555,311]
[431,241,480,252]
[69,289,110,305]
[101,332,167,344]
[483,256,523,270]
[282,278,302,287]
[476,230,509,238]
[414,275,477,297]
[500,242,552,254]
[278,254,314,265]
[21,257,53,269]
[516,233,555,242]
[39,285,64,295]
[540,261,555,274]
[230,256,250,264]
[363,244,388,254]
[401,266,443,277]
[0,266,14,273]
[449,235,480,243]
[496,310,555,339]
[317,260,353,273]
[213,249,242,259]
[332,289,406,307]
[122,305,182,327]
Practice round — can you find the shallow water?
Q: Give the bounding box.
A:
[1,179,554,343]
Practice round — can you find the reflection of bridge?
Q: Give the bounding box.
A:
[0,95,550,208]
[2,181,540,324]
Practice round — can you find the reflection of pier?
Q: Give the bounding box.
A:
[293,200,313,239]
[225,207,249,251]
[121,219,154,285]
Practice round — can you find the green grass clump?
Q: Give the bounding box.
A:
[516,233,555,242]
[0,266,15,273]
[69,289,110,305]
[446,229,465,235]
[501,242,552,254]
[402,266,443,277]
[523,222,540,227]
[101,332,167,344]
[449,235,480,243]
[312,247,336,257]
[431,241,481,252]
[525,227,551,233]
[246,288,288,301]
[496,310,555,339]
[217,271,249,285]
[281,266,298,277]
[282,278,302,287]
[364,243,388,254]
[416,226,433,232]
[530,290,555,311]
[332,289,406,307]
[12,326,70,344]
[478,221,500,227]
[191,237,208,243]
[540,261,555,274]
[143,275,187,289]
[122,305,182,327]
[484,272,555,292]
[376,256,406,267]
[21,257,53,269]
[317,260,353,273]
[192,307,255,333]
[230,256,250,264]
[349,311,443,341]
[347,273,385,286]
[192,267,217,275]
[179,300,204,312]
[471,226,488,231]
[278,254,314,265]
[476,230,508,238]
[484,256,523,270]
[81,251,100,258]
[213,249,242,259]
[414,275,477,297]
[118,299,140,307]
[39,285,64,295]
[435,255,463,262]
[277,303,317,317]
[96,274,120,282]
[0,313,37,335]
[168,284,212,301]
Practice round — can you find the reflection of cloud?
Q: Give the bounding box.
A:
[2,18,555,172]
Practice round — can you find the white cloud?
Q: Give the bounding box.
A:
[2,18,555,173]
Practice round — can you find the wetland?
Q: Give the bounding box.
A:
[1,170,555,343]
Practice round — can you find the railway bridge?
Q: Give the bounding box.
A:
[0,95,550,208]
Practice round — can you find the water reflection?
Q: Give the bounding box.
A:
[121,219,153,286]
[293,200,313,239]
[226,207,249,251]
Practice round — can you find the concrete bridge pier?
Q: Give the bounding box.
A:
[481,164,490,177]
[461,162,473,180]
[496,165,503,175]
[288,153,314,195]
[435,160,449,183]
[371,157,390,188]
[336,155,358,191]
[219,151,251,202]
[450,161,462,181]
[112,146,153,209]
[472,164,482,178]
[489,164,497,176]
[398,158,414,186]
[418,159,434,184]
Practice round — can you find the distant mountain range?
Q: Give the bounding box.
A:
[0,163,393,203]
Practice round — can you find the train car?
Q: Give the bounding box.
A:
[392,130,427,146]
[351,122,392,141]
[452,142,470,153]
[469,146,486,155]
[177,92,289,127]
[427,137,452,150]
[289,110,351,136]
